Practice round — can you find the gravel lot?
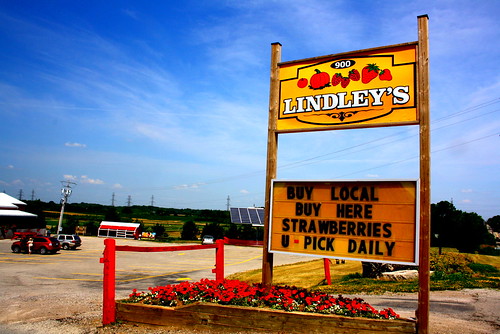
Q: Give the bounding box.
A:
[0,236,498,333]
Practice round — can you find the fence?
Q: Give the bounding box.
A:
[100,238,225,325]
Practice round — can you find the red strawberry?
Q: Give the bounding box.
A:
[297,78,308,88]
[331,73,342,86]
[361,63,380,84]
[341,76,350,88]
[348,69,360,81]
[379,69,392,81]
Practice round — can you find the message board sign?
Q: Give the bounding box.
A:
[269,180,418,265]
[277,43,417,132]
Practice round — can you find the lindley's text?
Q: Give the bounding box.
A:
[282,86,410,114]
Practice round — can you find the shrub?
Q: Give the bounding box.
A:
[430,252,473,275]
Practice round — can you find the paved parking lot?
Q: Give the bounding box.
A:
[1,236,498,334]
[0,236,308,298]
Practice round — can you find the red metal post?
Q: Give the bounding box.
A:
[101,238,116,325]
[214,239,225,281]
[323,258,332,285]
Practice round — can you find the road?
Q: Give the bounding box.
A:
[0,236,498,333]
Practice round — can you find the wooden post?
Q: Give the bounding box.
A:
[262,42,281,286]
[101,238,116,325]
[417,14,431,334]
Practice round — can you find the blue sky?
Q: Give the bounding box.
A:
[0,1,498,220]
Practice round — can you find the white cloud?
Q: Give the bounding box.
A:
[65,142,87,148]
[80,175,104,185]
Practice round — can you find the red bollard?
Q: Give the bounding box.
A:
[214,239,225,281]
[100,238,116,325]
[323,258,332,285]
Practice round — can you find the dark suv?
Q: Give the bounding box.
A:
[55,234,82,250]
[11,236,61,254]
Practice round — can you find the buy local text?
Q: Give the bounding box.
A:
[278,185,396,257]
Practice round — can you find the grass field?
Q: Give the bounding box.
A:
[227,249,500,294]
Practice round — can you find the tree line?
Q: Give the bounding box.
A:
[22,200,498,253]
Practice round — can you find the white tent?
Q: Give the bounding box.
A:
[0,193,40,239]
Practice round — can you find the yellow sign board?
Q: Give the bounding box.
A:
[270,180,418,264]
[277,43,417,132]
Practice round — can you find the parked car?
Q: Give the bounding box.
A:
[55,234,82,250]
[201,235,215,245]
[11,231,38,240]
[11,236,61,254]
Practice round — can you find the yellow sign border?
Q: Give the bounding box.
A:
[277,42,418,133]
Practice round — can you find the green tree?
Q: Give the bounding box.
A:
[63,216,79,234]
[455,212,492,253]
[431,201,460,248]
[151,223,167,239]
[104,207,120,222]
[431,201,494,253]
[202,222,224,240]
[226,223,239,239]
[181,220,198,240]
[487,215,500,232]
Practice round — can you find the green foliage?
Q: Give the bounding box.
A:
[487,215,500,232]
[104,207,121,222]
[430,252,473,276]
[468,262,499,274]
[151,223,167,239]
[63,216,79,234]
[181,220,198,240]
[431,201,494,253]
[477,247,500,256]
[342,272,363,281]
[202,222,224,240]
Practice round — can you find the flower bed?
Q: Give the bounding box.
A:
[119,279,415,333]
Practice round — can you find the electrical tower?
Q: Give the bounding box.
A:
[57,180,76,234]
[111,192,115,206]
[18,189,23,201]
[226,195,230,211]
[127,195,132,206]
[150,195,155,206]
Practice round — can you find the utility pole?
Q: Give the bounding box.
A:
[57,180,76,234]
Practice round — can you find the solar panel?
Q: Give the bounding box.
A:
[230,207,265,226]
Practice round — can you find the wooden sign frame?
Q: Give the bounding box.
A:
[262,15,430,334]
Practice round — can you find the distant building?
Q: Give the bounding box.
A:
[0,193,42,238]
[98,221,141,239]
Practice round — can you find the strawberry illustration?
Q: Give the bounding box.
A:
[297,78,308,88]
[379,69,392,81]
[348,69,360,81]
[340,76,350,88]
[361,63,380,84]
[331,73,342,86]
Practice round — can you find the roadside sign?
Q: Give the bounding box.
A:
[277,43,417,132]
[269,180,418,265]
